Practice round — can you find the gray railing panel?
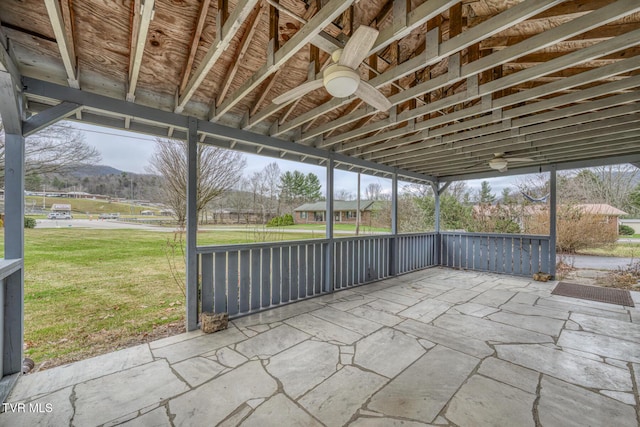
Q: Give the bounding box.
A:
[272,248,281,305]
[496,238,504,274]
[299,245,307,299]
[201,253,214,313]
[251,249,261,310]
[541,240,550,274]
[227,251,239,316]
[314,243,323,294]
[290,246,299,300]
[261,248,271,308]
[531,239,540,273]
[281,247,290,303]
[214,253,226,313]
[240,250,250,313]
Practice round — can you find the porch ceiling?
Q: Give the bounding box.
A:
[2,0,640,180]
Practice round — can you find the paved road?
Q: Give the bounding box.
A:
[618,238,640,244]
[35,219,172,231]
[560,254,637,270]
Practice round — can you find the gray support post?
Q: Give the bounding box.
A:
[186,117,198,331]
[325,157,334,292]
[390,171,399,275]
[433,182,441,265]
[4,133,25,376]
[549,165,557,278]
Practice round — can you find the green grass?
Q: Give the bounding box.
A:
[576,243,640,258]
[0,228,316,366]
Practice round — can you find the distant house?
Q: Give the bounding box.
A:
[294,201,377,224]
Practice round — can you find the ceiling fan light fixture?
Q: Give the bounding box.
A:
[324,66,360,98]
[489,158,508,170]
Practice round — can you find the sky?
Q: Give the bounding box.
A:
[71,121,517,198]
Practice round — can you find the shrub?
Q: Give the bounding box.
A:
[619,224,635,236]
[266,214,294,228]
[24,217,37,229]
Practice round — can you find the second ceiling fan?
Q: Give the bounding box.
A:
[273,25,392,112]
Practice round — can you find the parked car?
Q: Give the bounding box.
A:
[47,212,72,220]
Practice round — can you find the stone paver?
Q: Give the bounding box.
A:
[496,344,633,391]
[4,267,639,426]
[354,328,425,378]
[235,324,309,358]
[368,345,478,423]
[266,340,338,398]
[169,361,277,426]
[446,375,535,427]
[74,360,189,426]
[299,366,387,426]
[538,376,637,427]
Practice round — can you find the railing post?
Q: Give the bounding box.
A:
[433,182,441,266]
[549,165,557,278]
[390,171,399,275]
[324,157,334,292]
[3,133,25,378]
[185,117,198,331]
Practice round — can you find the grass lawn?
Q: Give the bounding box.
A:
[576,243,640,258]
[0,228,316,368]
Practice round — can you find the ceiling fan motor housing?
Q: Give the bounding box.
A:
[323,64,361,98]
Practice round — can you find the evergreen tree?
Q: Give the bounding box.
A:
[304,173,322,202]
[478,181,496,204]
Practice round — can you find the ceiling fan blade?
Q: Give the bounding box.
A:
[355,80,391,112]
[272,79,324,104]
[499,166,509,172]
[339,25,379,69]
[505,157,534,162]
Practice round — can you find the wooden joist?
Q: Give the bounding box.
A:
[127,0,155,102]
[44,0,79,88]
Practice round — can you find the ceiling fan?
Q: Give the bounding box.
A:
[488,153,534,172]
[272,25,392,112]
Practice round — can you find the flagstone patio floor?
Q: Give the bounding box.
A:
[2,267,640,426]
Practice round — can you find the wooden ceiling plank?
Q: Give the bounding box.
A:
[179,0,212,94]
[127,0,155,102]
[249,69,283,117]
[176,0,261,113]
[396,109,640,168]
[44,0,79,88]
[320,4,640,149]
[279,0,563,138]
[379,74,640,164]
[216,3,264,108]
[212,0,354,120]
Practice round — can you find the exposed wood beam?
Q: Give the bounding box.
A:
[176,0,260,113]
[277,0,564,137]
[216,3,264,107]
[212,0,354,120]
[314,1,640,148]
[127,0,155,102]
[60,0,77,66]
[383,75,640,165]
[0,34,23,134]
[249,69,283,116]
[22,102,82,136]
[44,0,79,88]
[179,0,212,94]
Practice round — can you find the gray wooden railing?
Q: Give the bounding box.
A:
[0,258,23,400]
[197,232,439,319]
[440,232,551,276]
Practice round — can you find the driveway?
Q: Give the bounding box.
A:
[559,254,636,270]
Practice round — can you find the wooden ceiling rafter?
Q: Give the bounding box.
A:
[212,0,353,121]
[279,0,564,141]
[176,0,261,113]
[127,0,155,102]
[178,0,212,94]
[216,2,265,108]
[313,0,640,150]
[43,0,79,88]
[364,56,640,164]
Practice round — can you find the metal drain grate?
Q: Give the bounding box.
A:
[552,282,634,307]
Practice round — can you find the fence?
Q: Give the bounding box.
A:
[198,232,439,319]
[440,232,551,276]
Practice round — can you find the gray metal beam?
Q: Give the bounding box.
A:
[0,38,23,135]
[390,171,398,276]
[186,117,198,331]
[325,157,334,292]
[22,78,436,184]
[549,166,557,278]
[3,133,25,377]
[22,102,82,137]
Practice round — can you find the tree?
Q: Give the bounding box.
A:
[304,173,322,202]
[478,181,496,204]
[501,187,515,204]
[334,189,354,200]
[365,182,383,201]
[1,120,101,181]
[148,138,245,227]
[279,170,322,211]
